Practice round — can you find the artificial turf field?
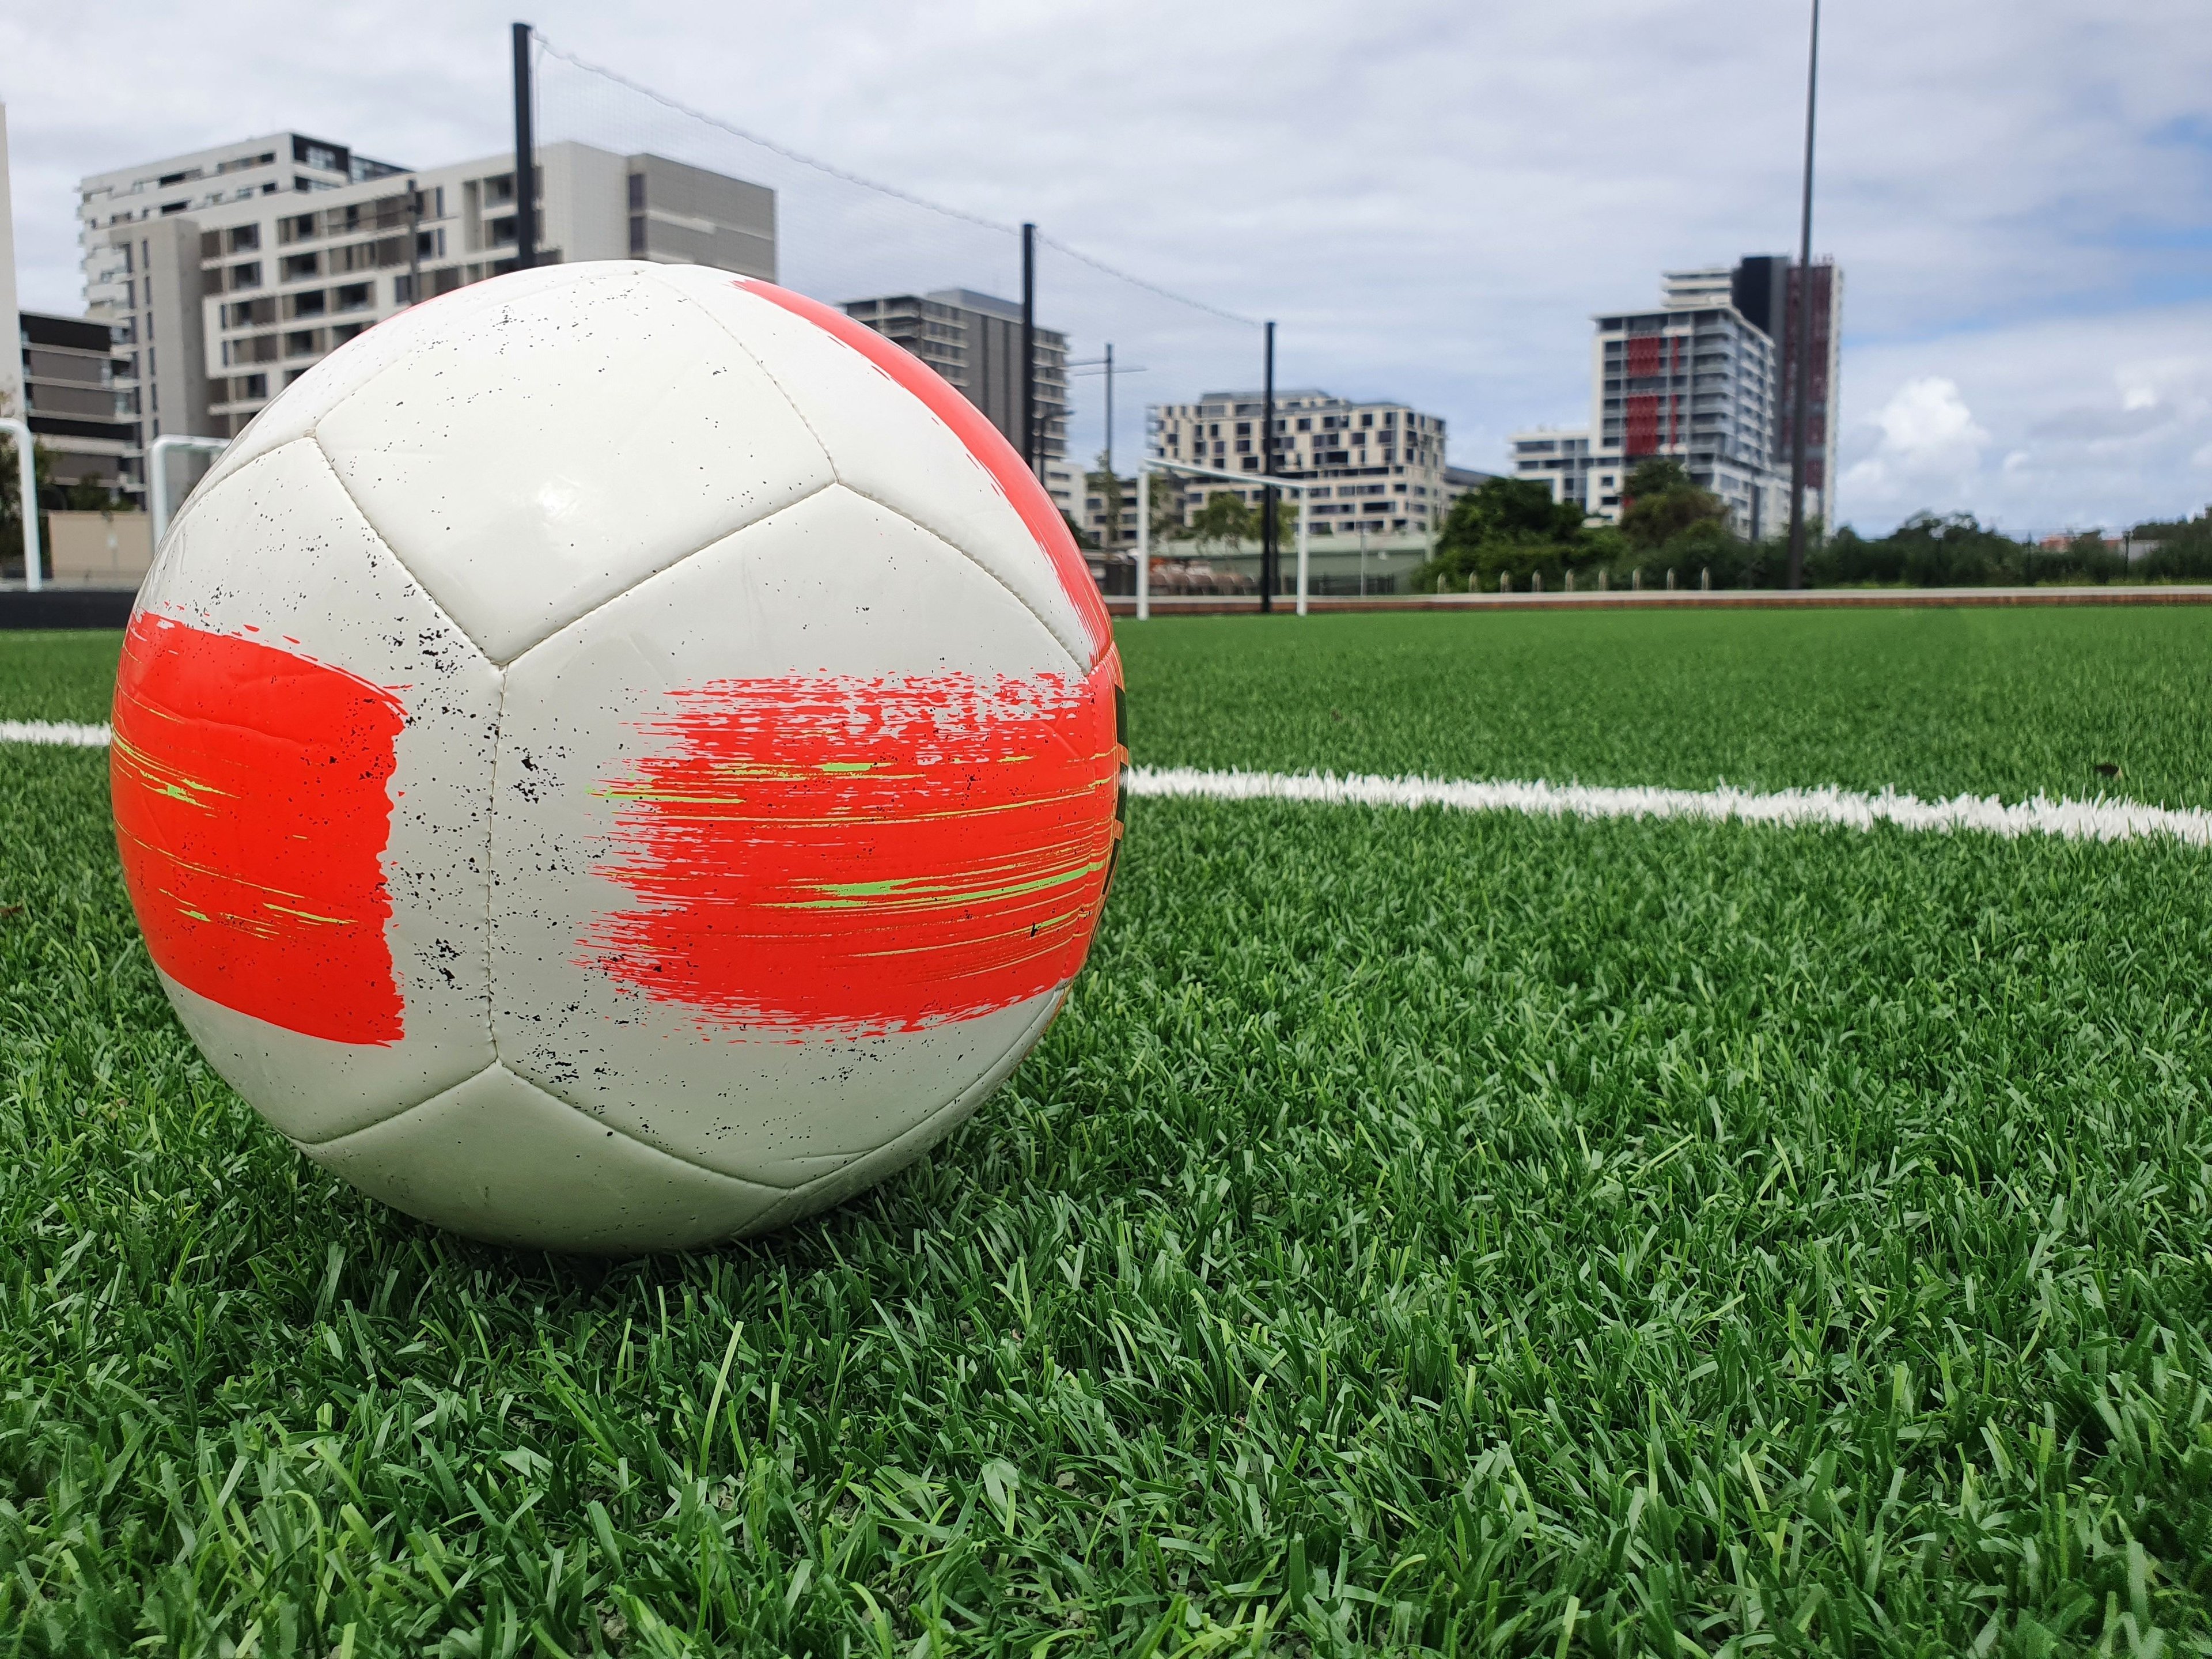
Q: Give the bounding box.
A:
[2,609,2210,1657]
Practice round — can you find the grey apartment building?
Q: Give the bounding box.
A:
[76,132,777,499]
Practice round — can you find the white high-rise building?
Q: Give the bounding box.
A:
[78,134,775,500]
[1586,299,1783,537]
[1147,389,1449,535]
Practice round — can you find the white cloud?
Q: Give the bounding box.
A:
[1839,305,2212,532]
[1843,378,1988,505]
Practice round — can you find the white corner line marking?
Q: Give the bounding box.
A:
[1125,765,2212,848]
[1,719,114,749]
[2,722,2198,849]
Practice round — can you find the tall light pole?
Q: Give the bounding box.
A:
[1784,0,1821,588]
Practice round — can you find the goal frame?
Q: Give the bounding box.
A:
[1133,458,1315,620]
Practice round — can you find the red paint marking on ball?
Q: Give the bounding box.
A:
[110,614,406,1045]
[732,277,1115,668]
[584,661,1125,1036]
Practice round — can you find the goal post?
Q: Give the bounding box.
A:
[1,418,41,593]
[150,435,231,552]
[1132,457,1314,620]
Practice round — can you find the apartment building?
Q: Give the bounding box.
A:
[841,289,1069,468]
[1146,390,1449,535]
[1508,429,1595,512]
[77,134,777,489]
[15,310,137,498]
[1664,257,1842,526]
[1588,300,1782,536]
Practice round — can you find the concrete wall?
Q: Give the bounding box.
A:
[47,510,153,586]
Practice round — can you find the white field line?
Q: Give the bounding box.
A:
[1,721,2199,848]
[0,719,113,748]
[1127,765,2212,849]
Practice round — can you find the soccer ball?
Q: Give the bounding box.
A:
[112,262,1124,1255]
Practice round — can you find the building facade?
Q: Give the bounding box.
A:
[1508,429,1594,513]
[1588,300,1782,537]
[16,311,138,500]
[1513,257,1843,539]
[1668,256,1842,526]
[77,135,777,491]
[841,290,1069,468]
[1146,389,1449,535]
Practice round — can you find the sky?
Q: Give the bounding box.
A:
[5,0,2209,535]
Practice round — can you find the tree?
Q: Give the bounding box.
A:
[1189,489,1256,554]
[1086,453,1126,548]
[1618,458,1726,551]
[1148,476,1192,544]
[1416,476,1588,590]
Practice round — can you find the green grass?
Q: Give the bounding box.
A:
[0,631,123,725]
[1121,609,2212,809]
[3,611,2211,1656]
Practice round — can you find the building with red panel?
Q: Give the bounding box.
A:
[1586,294,1782,538]
[1516,257,1842,540]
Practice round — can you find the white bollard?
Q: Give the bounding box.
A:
[1666,569,1676,591]
[1565,569,1575,594]
[1700,566,1711,591]
[1632,567,1642,592]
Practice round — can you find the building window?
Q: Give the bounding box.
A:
[242,373,268,399]
[334,282,372,312]
[230,262,263,289]
[289,289,327,318]
[228,224,260,252]
[282,252,319,281]
[629,214,646,256]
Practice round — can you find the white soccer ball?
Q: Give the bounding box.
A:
[112,261,1124,1255]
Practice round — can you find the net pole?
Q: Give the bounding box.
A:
[1135,467,1150,621]
[1260,321,1276,613]
[1020,222,1036,475]
[512,22,539,270]
[1296,484,1309,616]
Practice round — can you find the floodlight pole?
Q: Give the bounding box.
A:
[1260,321,1277,613]
[1020,222,1037,476]
[1784,0,1820,588]
[1,417,41,592]
[512,22,538,270]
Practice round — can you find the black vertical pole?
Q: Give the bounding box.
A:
[1260,321,1277,612]
[1784,0,1820,588]
[1020,223,1037,475]
[1103,342,1114,480]
[512,22,538,270]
